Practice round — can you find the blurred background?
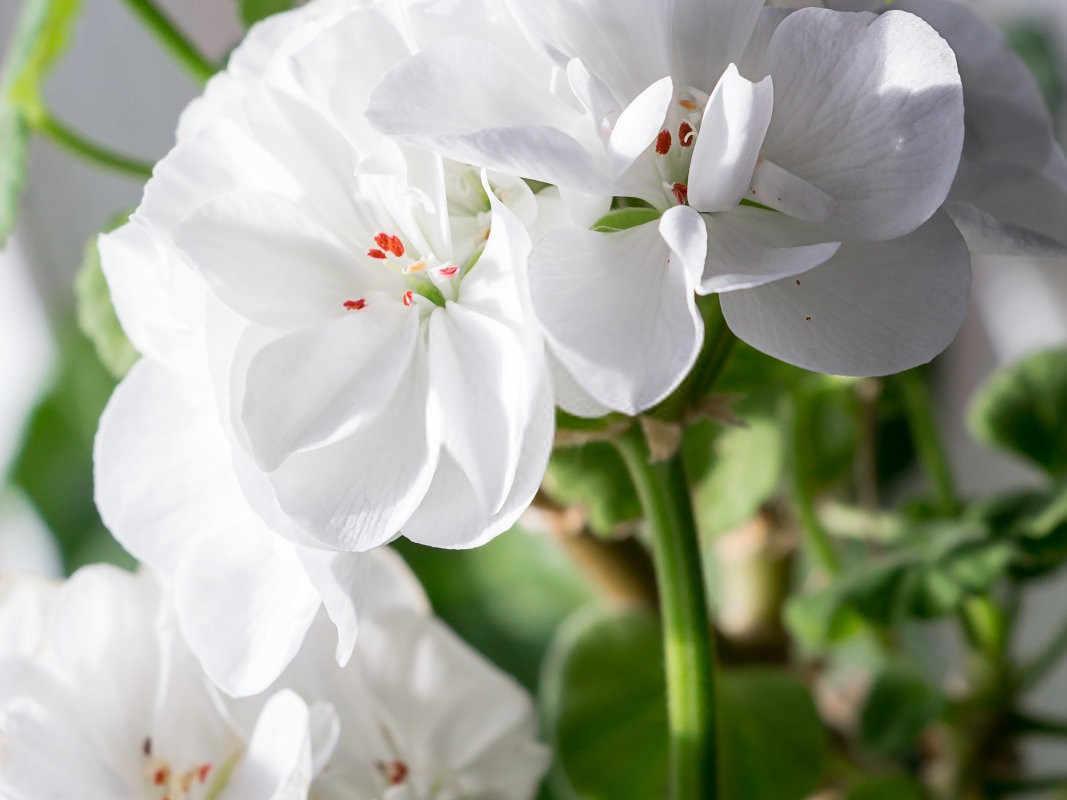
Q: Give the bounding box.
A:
[2,0,1067,791]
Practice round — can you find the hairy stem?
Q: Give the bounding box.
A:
[615,427,717,800]
[120,0,217,83]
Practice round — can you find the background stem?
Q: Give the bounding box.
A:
[120,0,217,83]
[899,369,960,516]
[616,427,717,800]
[34,113,153,178]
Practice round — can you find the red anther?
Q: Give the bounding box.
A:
[679,99,698,111]
[197,764,212,783]
[154,767,170,786]
[655,130,672,155]
[388,235,405,257]
[401,291,414,307]
[374,233,392,250]
[672,182,689,206]
[368,249,388,260]
[439,265,459,278]
[383,761,409,786]
[343,298,367,311]
[679,121,695,147]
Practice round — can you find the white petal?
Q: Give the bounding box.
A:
[173,529,320,698]
[225,691,313,800]
[268,346,439,551]
[427,305,528,514]
[659,205,708,286]
[549,353,612,419]
[504,0,672,102]
[297,547,429,667]
[98,221,206,375]
[688,65,774,214]
[367,37,606,190]
[947,201,1067,258]
[0,574,56,659]
[529,219,702,414]
[174,191,384,330]
[670,0,764,91]
[240,301,419,471]
[609,76,674,170]
[763,8,964,240]
[721,212,970,376]
[701,207,841,293]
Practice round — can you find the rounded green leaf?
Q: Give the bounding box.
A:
[859,666,944,758]
[968,347,1067,477]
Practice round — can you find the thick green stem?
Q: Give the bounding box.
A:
[120,0,217,83]
[899,369,960,516]
[615,427,716,800]
[34,113,153,178]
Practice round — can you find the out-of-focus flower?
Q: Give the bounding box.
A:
[369,1,970,411]
[94,0,551,695]
[0,562,549,800]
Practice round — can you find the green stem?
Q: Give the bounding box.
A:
[120,0,217,83]
[789,392,842,576]
[1020,613,1067,692]
[615,427,716,800]
[33,113,153,178]
[899,369,960,516]
[1006,711,1067,738]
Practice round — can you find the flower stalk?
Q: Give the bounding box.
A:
[615,426,717,800]
[33,112,153,178]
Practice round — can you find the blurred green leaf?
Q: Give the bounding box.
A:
[859,666,944,758]
[787,520,1015,650]
[847,776,925,800]
[691,416,783,539]
[10,323,133,573]
[1,0,84,243]
[978,488,1067,579]
[719,668,827,800]
[542,609,826,800]
[968,347,1067,477]
[238,0,298,27]
[394,529,593,690]
[75,217,136,378]
[794,380,860,492]
[543,442,640,536]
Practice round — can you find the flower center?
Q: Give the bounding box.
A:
[651,88,707,206]
[141,737,223,800]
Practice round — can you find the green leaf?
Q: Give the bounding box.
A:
[238,0,298,27]
[3,0,83,120]
[1,0,83,243]
[691,416,783,538]
[10,322,132,573]
[859,666,944,758]
[793,380,860,492]
[787,520,1015,650]
[591,207,661,233]
[968,347,1067,477]
[393,529,593,690]
[847,776,925,800]
[543,442,640,536]
[75,216,137,378]
[718,668,828,800]
[543,610,826,800]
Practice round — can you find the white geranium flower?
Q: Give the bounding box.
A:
[94,1,552,694]
[0,563,549,800]
[816,0,1067,255]
[369,1,970,412]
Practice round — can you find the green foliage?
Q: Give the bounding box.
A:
[793,379,861,492]
[690,416,783,539]
[968,347,1067,477]
[239,0,299,27]
[0,0,84,243]
[75,219,137,378]
[542,610,826,800]
[718,668,827,800]
[787,519,1015,650]
[1006,22,1065,119]
[543,442,640,536]
[394,529,593,690]
[591,207,661,233]
[10,323,132,573]
[859,666,945,758]
[847,776,925,800]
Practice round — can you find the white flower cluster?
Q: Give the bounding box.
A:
[4,0,1063,796]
